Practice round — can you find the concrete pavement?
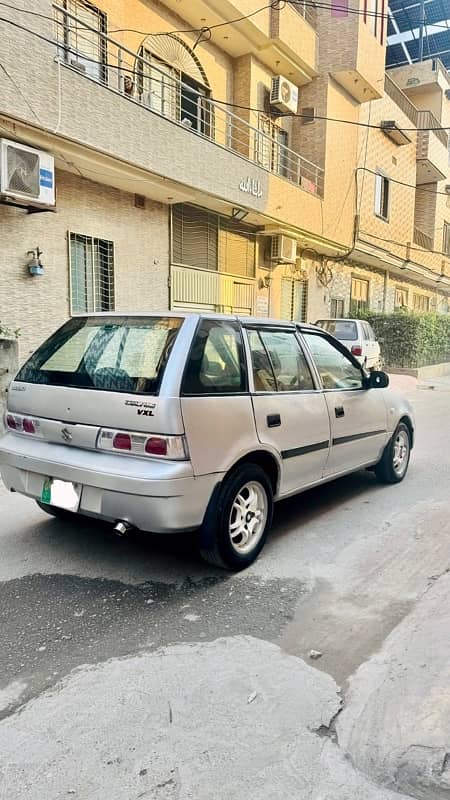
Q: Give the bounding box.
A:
[0,375,450,798]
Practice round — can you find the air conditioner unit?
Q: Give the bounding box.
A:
[270,235,297,264]
[270,76,299,114]
[0,138,55,207]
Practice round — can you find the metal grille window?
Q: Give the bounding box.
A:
[280,278,308,322]
[443,222,450,256]
[395,287,409,308]
[413,293,430,312]
[350,277,369,313]
[59,0,107,82]
[330,298,344,318]
[172,205,218,272]
[171,204,256,277]
[219,220,256,278]
[374,173,390,220]
[69,233,115,314]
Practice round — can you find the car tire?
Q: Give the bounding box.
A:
[375,422,411,484]
[36,501,75,521]
[199,464,273,571]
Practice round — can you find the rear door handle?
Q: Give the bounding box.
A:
[267,414,281,428]
[335,406,345,418]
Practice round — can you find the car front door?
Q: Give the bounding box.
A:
[245,326,331,496]
[301,330,388,476]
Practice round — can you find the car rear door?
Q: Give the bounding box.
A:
[301,330,388,476]
[244,325,330,496]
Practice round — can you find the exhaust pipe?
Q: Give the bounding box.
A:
[113,520,133,537]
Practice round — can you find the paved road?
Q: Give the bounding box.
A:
[1,376,450,799]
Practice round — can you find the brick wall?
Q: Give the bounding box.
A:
[0,171,170,358]
[0,339,18,432]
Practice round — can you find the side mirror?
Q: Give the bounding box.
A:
[364,370,389,389]
[377,337,384,345]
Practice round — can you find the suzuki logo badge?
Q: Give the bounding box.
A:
[61,428,73,443]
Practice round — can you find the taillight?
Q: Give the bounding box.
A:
[97,428,187,460]
[5,413,41,436]
[112,432,132,450]
[351,346,362,357]
[145,437,167,456]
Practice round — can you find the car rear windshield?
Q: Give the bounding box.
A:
[316,320,358,341]
[16,316,183,394]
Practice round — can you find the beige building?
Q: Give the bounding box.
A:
[0,0,449,356]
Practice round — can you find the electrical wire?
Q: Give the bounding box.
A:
[359,228,450,258]
[1,13,450,135]
[357,167,450,197]
[2,0,450,36]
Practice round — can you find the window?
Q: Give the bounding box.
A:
[362,322,374,341]
[316,319,358,341]
[16,316,182,394]
[301,107,315,124]
[182,320,246,394]
[69,233,114,314]
[443,222,450,256]
[395,287,409,308]
[303,333,363,390]
[330,298,344,318]
[137,45,211,136]
[413,293,430,312]
[350,277,369,314]
[219,219,256,278]
[280,278,308,322]
[171,204,256,277]
[248,329,314,392]
[374,172,390,220]
[60,0,107,83]
[256,116,289,178]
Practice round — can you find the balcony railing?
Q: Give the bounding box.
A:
[417,110,448,149]
[413,227,434,251]
[53,4,324,197]
[384,74,418,126]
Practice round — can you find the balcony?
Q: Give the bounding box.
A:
[157,0,317,84]
[269,3,317,81]
[52,4,323,198]
[416,111,449,184]
[384,75,418,126]
[413,227,434,251]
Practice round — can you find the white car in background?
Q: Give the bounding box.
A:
[315,319,382,370]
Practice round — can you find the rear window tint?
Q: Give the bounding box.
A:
[182,320,247,395]
[316,320,358,341]
[16,316,183,394]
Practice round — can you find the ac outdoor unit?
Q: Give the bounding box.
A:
[0,139,55,207]
[270,235,297,264]
[270,76,299,114]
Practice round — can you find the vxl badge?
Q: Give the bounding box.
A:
[61,428,73,444]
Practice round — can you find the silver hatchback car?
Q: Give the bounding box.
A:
[0,313,414,570]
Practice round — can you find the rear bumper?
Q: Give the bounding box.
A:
[0,433,221,533]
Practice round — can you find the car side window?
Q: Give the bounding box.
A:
[248,329,315,392]
[303,332,363,390]
[362,322,372,341]
[182,320,247,395]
